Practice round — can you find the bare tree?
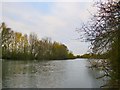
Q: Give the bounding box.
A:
[79,0,120,88]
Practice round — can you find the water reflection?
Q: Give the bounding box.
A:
[2,59,104,88]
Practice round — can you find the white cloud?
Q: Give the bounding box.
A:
[2,0,97,2]
[2,2,97,55]
[0,2,2,22]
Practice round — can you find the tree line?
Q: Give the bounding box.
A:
[79,0,120,88]
[77,53,107,59]
[0,22,75,60]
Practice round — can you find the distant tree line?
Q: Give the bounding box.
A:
[77,53,108,59]
[0,22,75,60]
[79,0,120,88]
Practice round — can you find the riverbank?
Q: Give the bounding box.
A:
[1,57,77,61]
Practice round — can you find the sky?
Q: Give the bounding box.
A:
[1,1,97,55]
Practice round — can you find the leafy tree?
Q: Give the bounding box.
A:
[1,22,14,59]
[67,52,75,59]
[29,33,38,59]
[51,42,68,60]
[0,23,2,59]
[1,22,74,60]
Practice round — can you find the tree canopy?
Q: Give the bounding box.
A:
[1,22,75,60]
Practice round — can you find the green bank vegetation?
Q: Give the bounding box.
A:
[76,53,108,59]
[0,23,75,60]
[79,0,120,88]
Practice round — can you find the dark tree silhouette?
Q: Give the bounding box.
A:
[79,0,120,88]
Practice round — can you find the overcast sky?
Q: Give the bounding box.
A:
[2,1,97,55]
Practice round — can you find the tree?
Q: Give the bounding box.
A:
[51,42,68,60]
[29,33,38,59]
[0,25,1,89]
[1,22,75,60]
[80,0,120,88]
[1,22,14,59]
[67,52,75,59]
[40,37,53,59]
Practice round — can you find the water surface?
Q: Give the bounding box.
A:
[2,59,104,88]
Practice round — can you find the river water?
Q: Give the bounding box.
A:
[2,59,104,88]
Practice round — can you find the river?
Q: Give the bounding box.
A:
[2,59,104,88]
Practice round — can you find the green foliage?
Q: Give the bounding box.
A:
[67,52,75,59]
[75,55,81,58]
[79,53,107,59]
[80,54,92,58]
[1,22,74,60]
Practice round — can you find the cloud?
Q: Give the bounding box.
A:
[2,2,96,55]
[2,0,97,2]
[0,2,2,22]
